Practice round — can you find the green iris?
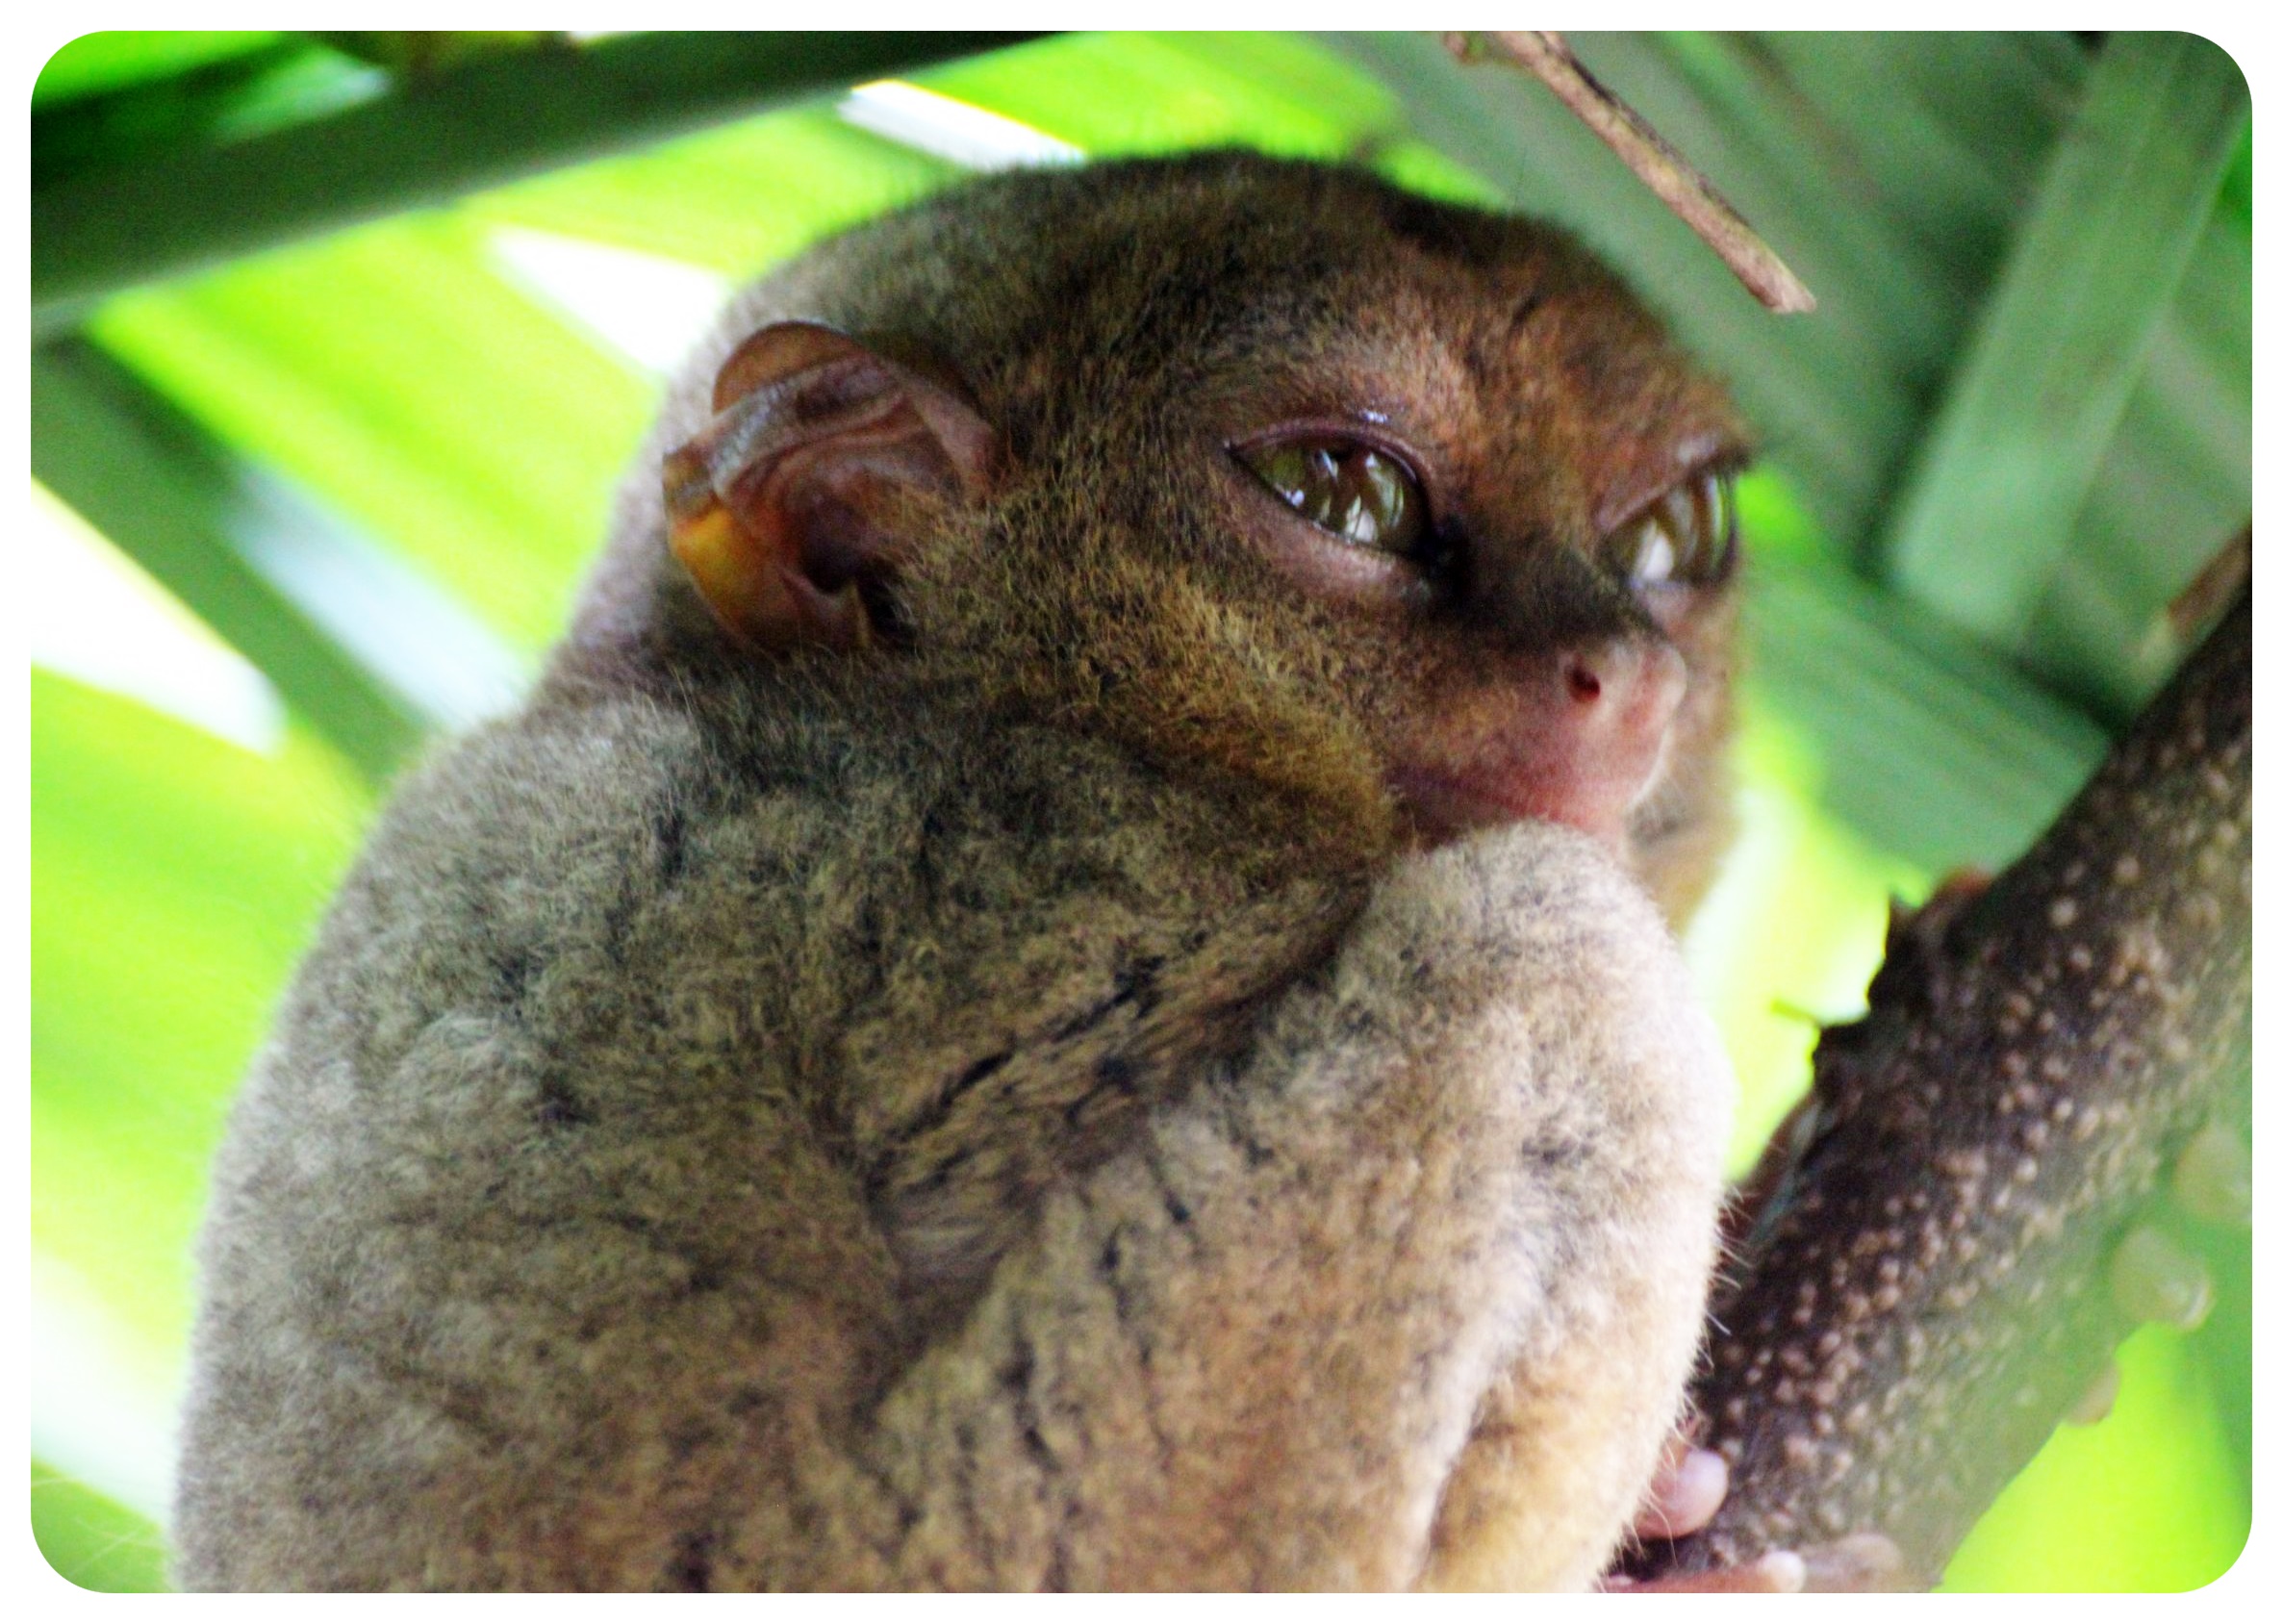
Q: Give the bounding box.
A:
[1239,438,1428,555]
[1604,469,1738,588]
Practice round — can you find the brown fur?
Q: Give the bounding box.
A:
[174,152,1740,1590]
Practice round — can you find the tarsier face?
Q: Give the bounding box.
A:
[647,156,1747,914]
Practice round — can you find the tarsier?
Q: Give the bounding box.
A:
[176,152,1771,1590]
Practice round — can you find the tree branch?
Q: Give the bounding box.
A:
[1629,584,2250,1587]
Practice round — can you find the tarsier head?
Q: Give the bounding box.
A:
[585,151,1747,914]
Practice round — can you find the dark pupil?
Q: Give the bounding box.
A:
[1261,443,1415,550]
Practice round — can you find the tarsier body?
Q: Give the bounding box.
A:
[176,154,1745,1590]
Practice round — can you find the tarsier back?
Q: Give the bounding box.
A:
[175,152,1744,1590]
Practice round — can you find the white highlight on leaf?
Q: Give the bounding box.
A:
[488,227,732,377]
[27,483,286,754]
[32,1253,180,1527]
[220,464,530,733]
[839,79,1083,172]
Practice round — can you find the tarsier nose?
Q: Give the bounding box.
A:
[1562,637,1687,764]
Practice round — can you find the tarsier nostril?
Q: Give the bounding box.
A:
[1565,640,1681,723]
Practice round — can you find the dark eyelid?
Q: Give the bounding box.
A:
[1595,444,1751,537]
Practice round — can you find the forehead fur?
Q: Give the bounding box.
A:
[720,150,1668,449]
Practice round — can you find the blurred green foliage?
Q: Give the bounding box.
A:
[35,31,285,107]
[28,30,2249,1591]
[29,1465,171,1593]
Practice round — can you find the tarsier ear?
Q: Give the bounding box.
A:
[662,321,996,650]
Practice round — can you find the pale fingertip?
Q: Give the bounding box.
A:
[1758,1551,1807,1592]
[2173,1122,2251,1227]
[2066,1359,2122,1427]
[2110,1225,2215,1331]
[1654,1446,1729,1536]
[1798,1532,1906,1591]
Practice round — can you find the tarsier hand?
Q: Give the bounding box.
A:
[1604,1431,1901,1591]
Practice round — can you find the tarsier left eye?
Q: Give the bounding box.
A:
[1603,469,1738,590]
[1238,438,1428,556]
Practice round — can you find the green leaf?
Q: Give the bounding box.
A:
[32,671,368,1372]
[1746,549,2107,872]
[1883,34,2249,648]
[86,215,653,660]
[32,1464,170,1592]
[32,338,435,780]
[33,35,384,190]
[919,31,1399,159]
[35,31,1052,332]
[33,30,284,108]
[468,108,958,276]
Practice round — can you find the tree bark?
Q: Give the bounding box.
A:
[1629,587,2249,1587]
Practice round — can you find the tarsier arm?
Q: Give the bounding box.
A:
[795,825,1730,1591]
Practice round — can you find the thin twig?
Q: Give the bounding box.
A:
[2133,524,2248,688]
[1449,31,1816,315]
[2152,522,2250,656]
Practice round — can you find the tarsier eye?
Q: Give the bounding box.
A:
[1237,437,1429,556]
[1602,469,1738,590]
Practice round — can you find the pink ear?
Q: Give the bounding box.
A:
[663,321,995,651]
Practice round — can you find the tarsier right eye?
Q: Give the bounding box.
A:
[1601,469,1738,592]
[1236,436,1430,557]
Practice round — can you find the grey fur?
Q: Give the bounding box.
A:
[175,154,1737,1590]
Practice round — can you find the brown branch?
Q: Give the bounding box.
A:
[2142,523,2249,671]
[1448,31,1816,315]
[1628,586,2250,1588]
